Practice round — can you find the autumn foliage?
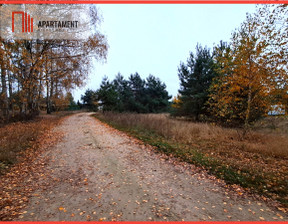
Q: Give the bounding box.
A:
[0,113,66,220]
[0,6,108,122]
[0,113,65,171]
[175,5,288,127]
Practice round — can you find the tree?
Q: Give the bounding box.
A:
[92,73,171,113]
[177,44,218,120]
[112,73,134,112]
[97,77,118,112]
[0,5,108,121]
[145,75,171,113]
[65,92,79,110]
[171,94,182,109]
[208,14,277,127]
[0,39,9,119]
[128,73,147,113]
[81,89,98,111]
[256,4,288,113]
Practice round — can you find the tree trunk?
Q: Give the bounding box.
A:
[46,81,51,114]
[50,78,54,112]
[37,76,42,112]
[245,83,252,128]
[245,52,253,129]
[1,56,9,119]
[8,72,14,116]
[25,66,33,115]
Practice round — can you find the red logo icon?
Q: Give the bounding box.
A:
[12,11,33,33]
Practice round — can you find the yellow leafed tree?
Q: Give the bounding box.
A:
[0,5,108,120]
[171,94,182,109]
[208,10,287,127]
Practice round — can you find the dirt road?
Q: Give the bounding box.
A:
[15,113,287,221]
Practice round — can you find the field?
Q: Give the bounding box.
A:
[95,112,288,207]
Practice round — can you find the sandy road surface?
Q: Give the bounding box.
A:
[16,113,287,221]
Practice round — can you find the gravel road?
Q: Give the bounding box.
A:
[15,113,287,221]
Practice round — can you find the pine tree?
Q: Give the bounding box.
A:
[177,44,217,120]
[145,75,171,113]
[97,77,118,112]
[128,73,147,113]
[81,89,98,111]
[113,73,134,112]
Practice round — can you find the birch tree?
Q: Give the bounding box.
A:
[209,14,273,126]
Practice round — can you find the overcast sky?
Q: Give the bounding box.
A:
[74,4,256,101]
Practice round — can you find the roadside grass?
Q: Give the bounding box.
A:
[0,111,70,174]
[94,112,288,207]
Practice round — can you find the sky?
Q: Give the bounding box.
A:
[73,4,257,101]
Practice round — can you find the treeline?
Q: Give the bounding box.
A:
[0,6,107,122]
[81,73,171,113]
[172,5,288,127]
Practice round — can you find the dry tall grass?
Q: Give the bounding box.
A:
[98,112,288,158]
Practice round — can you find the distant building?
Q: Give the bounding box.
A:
[268,104,286,116]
